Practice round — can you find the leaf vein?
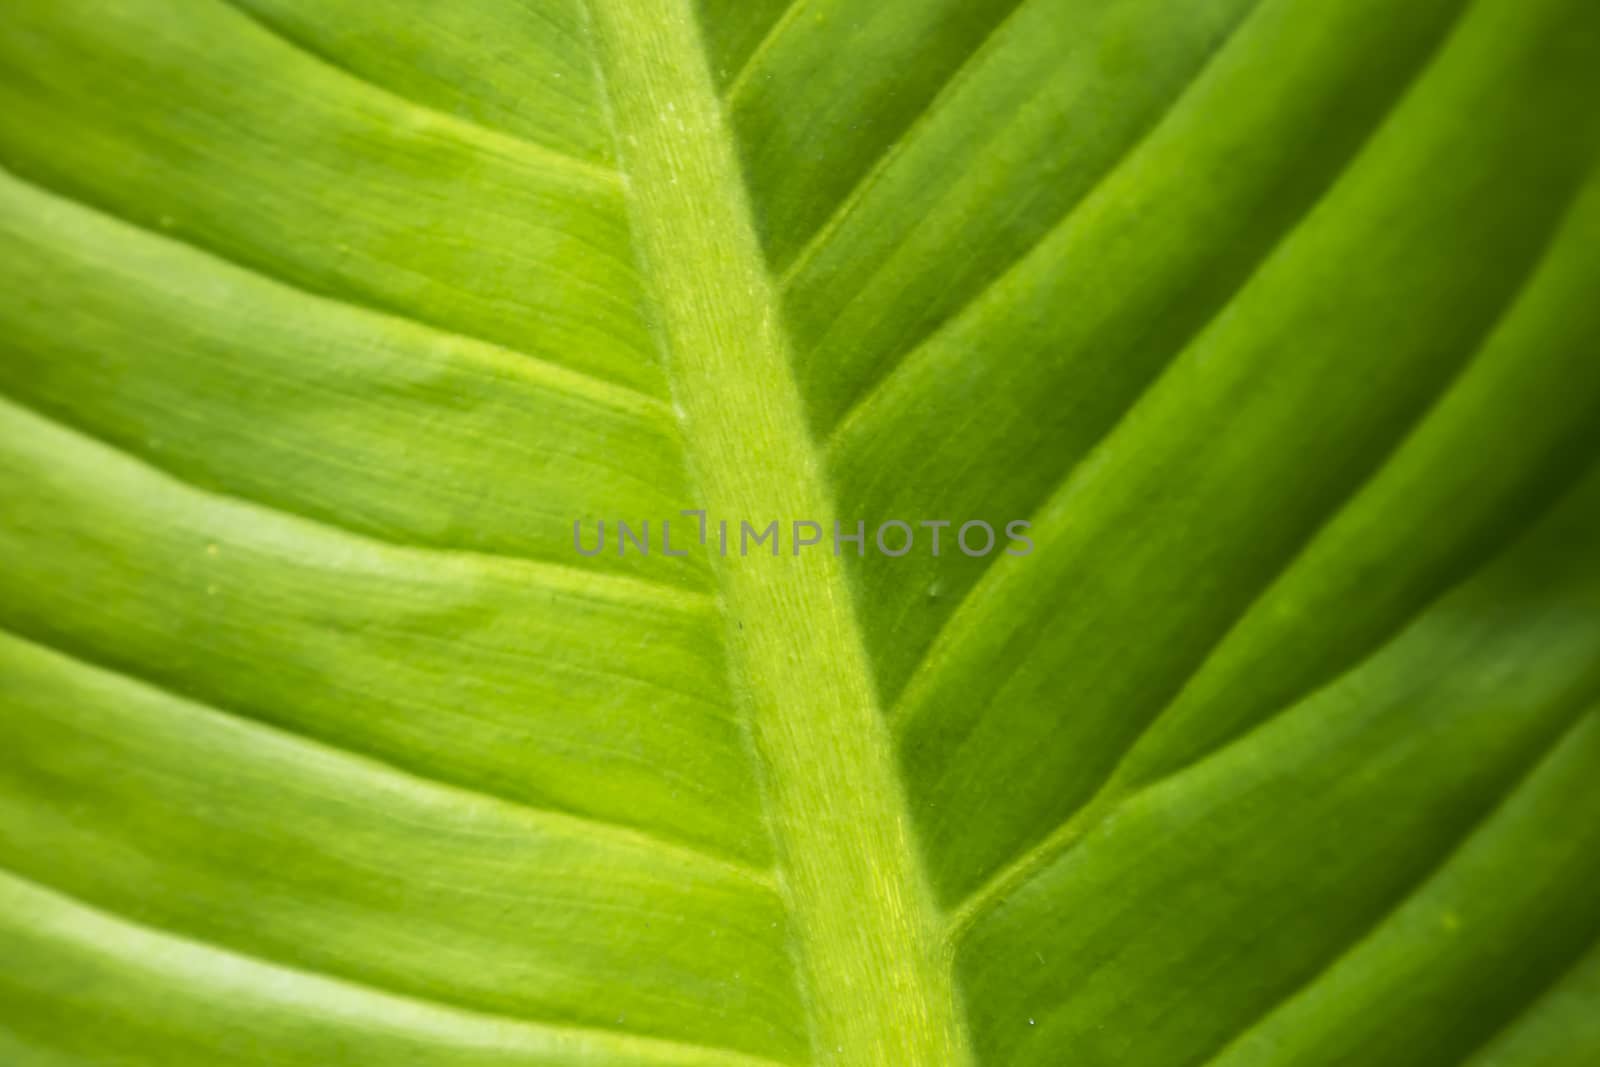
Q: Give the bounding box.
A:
[0,387,715,610]
[0,164,663,409]
[886,0,1472,726]
[215,0,621,184]
[1192,705,1600,1067]
[941,203,1584,927]
[0,866,791,1067]
[723,0,812,104]
[0,625,778,891]
[772,0,1032,285]
[815,0,1264,439]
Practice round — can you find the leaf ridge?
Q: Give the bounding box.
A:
[950,415,1600,938]
[944,448,1596,938]
[0,385,713,608]
[1192,705,1600,1067]
[722,0,811,103]
[926,185,1584,915]
[884,0,1479,730]
[0,623,772,889]
[213,0,621,184]
[1448,928,1600,1067]
[0,867,791,1067]
[772,0,1037,289]
[825,0,1458,450]
[0,165,668,415]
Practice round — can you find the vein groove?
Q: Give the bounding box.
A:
[0,387,714,608]
[886,2,1473,723]
[1447,929,1600,1067]
[0,625,777,890]
[0,164,663,409]
[723,0,811,104]
[216,0,621,184]
[0,867,790,1067]
[815,0,1263,439]
[1193,705,1600,1067]
[940,209,1578,926]
[773,0,1033,285]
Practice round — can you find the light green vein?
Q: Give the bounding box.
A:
[582,2,971,1063]
[722,0,810,104]
[0,388,710,614]
[212,0,622,186]
[0,165,663,417]
[773,0,1039,292]
[1195,705,1600,1067]
[0,625,773,892]
[0,868,788,1067]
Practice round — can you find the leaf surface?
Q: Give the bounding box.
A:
[2,1,1599,1065]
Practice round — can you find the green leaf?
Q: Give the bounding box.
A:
[1,0,1598,1065]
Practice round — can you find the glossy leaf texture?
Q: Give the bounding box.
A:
[2,1,1599,1065]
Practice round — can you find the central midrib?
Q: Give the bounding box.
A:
[582,4,971,1065]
